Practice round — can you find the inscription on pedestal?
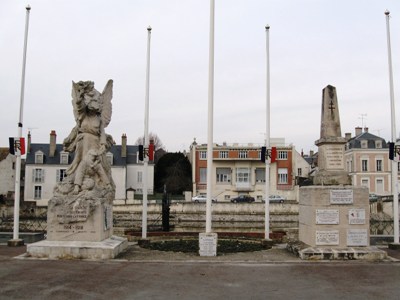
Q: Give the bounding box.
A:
[316,209,339,224]
[316,230,339,245]
[330,189,353,204]
[325,145,344,170]
[57,205,89,223]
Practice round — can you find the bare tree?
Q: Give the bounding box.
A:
[135,132,165,151]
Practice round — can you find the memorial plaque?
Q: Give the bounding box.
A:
[199,233,217,256]
[348,208,366,225]
[316,230,339,245]
[347,229,368,246]
[316,209,339,224]
[330,189,353,204]
[325,145,344,170]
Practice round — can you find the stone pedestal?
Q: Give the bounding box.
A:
[27,196,127,259]
[47,198,113,242]
[299,186,370,248]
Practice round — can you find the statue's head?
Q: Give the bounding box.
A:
[75,81,101,113]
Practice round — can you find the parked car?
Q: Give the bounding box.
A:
[192,195,216,203]
[230,195,255,203]
[369,194,379,202]
[267,195,286,203]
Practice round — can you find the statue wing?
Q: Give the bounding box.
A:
[71,81,83,124]
[101,79,113,128]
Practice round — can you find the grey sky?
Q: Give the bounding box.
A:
[1,0,400,153]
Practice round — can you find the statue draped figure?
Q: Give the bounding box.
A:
[54,80,115,201]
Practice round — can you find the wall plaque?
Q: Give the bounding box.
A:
[316,209,339,224]
[316,230,339,245]
[348,208,366,225]
[330,189,353,204]
[347,229,368,246]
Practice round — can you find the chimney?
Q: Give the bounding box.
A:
[49,130,56,157]
[310,150,314,157]
[27,131,31,153]
[355,127,362,136]
[364,127,369,133]
[121,133,127,158]
[345,132,351,141]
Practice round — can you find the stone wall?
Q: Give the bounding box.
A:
[113,202,299,235]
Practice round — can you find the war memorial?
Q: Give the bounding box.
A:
[296,85,386,260]
[26,80,127,259]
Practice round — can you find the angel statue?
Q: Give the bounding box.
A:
[54,80,115,199]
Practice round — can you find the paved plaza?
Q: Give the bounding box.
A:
[1,243,400,300]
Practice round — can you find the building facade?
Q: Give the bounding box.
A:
[344,127,392,195]
[24,131,154,206]
[0,148,16,200]
[189,140,310,201]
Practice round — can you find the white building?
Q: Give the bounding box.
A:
[0,148,17,200]
[24,131,154,206]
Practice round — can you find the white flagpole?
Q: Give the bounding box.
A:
[384,10,399,245]
[264,25,271,240]
[206,0,215,234]
[142,26,152,239]
[10,5,31,246]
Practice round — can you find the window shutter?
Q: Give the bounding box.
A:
[56,169,60,182]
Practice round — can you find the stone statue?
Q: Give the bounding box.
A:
[54,80,115,200]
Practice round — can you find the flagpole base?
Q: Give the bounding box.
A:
[8,239,24,247]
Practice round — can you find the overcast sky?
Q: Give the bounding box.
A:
[2,0,400,154]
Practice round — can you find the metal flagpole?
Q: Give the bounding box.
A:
[206,0,215,234]
[142,26,152,239]
[10,5,31,246]
[264,25,271,240]
[384,10,399,244]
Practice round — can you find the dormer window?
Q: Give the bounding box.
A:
[375,140,382,149]
[106,152,113,165]
[35,151,44,164]
[60,152,69,165]
[361,140,368,149]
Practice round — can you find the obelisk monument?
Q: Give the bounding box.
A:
[313,85,351,185]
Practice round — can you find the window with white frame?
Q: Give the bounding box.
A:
[32,168,45,183]
[106,152,113,165]
[216,168,231,183]
[35,151,44,164]
[219,151,228,158]
[376,159,383,172]
[236,168,250,183]
[278,168,288,184]
[278,151,288,160]
[137,171,142,183]
[361,140,368,149]
[255,168,265,182]
[200,168,207,183]
[199,151,207,160]
[56,169,67,182]
[239,150,248,159]
[34,186,42,199]
[297,168,302,176]
[362,159,368,172]
[60,152,69,165]
[375,140,382,148]
[361,179,369,188]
